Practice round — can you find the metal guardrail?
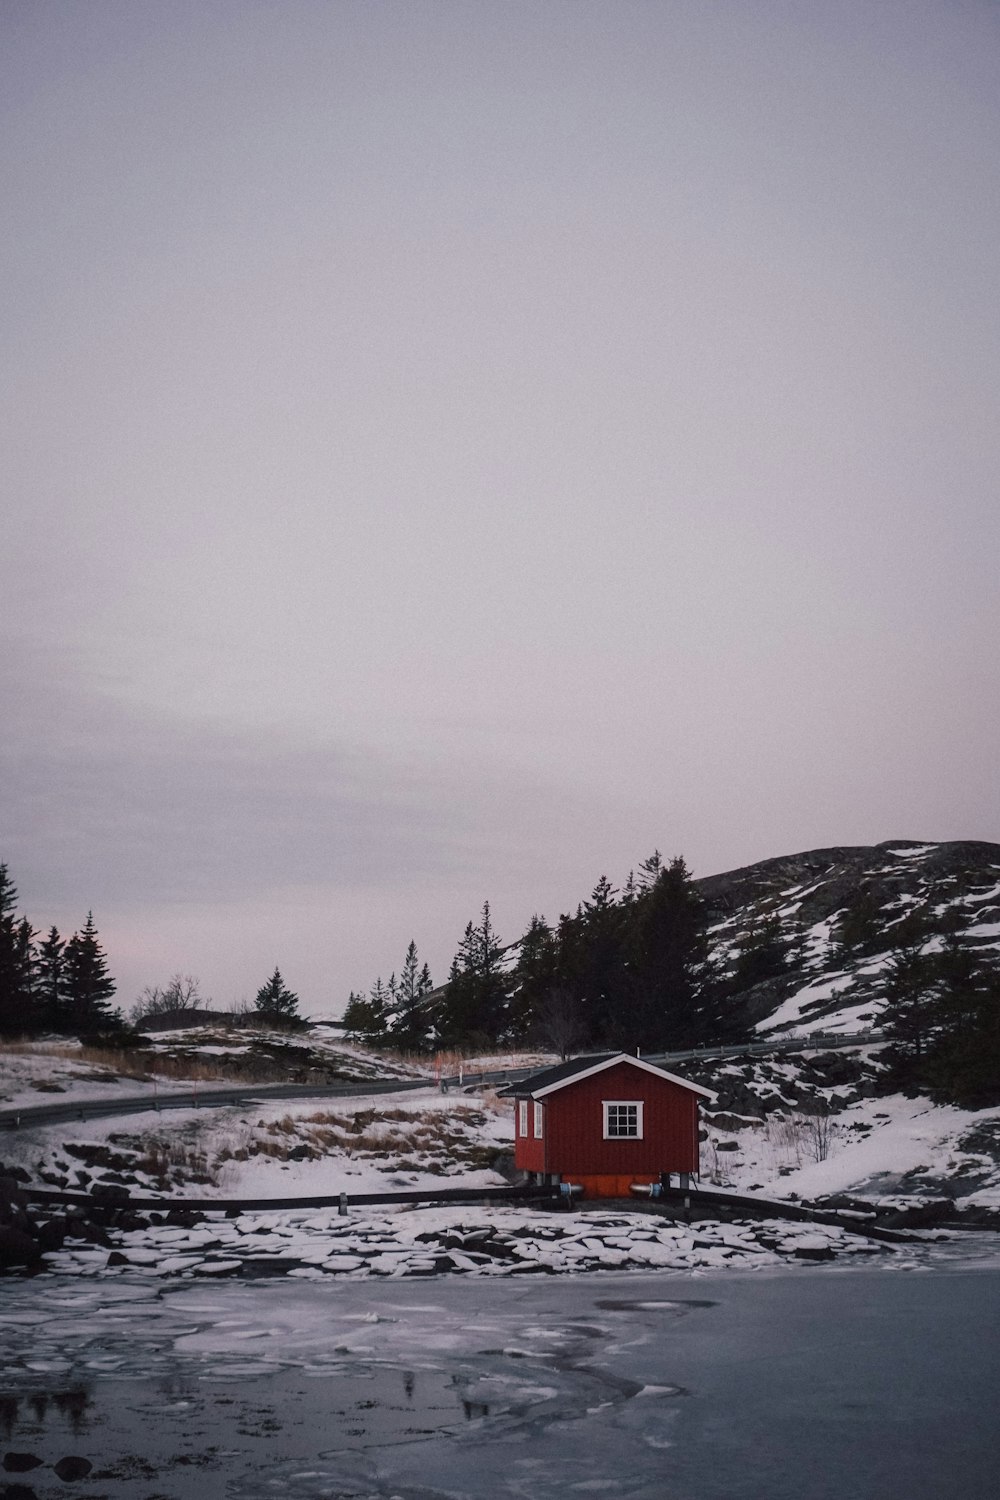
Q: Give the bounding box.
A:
[0,1076,430,1131]
[2,1032,883,1129]
[19,1182,558,1214]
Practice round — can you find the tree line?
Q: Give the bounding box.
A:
[343,853,743,1056]
[0,863,120,1038]
[881,936,1000,1106]
[0,861,303,1037]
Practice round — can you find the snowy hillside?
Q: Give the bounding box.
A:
[698,838,1000,1037]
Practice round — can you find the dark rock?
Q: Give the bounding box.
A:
[793,1245,836,1261]
[65,1143,118,1167]
[878,1199,956,1229]
[0,1165,31,1185]
[115,1212,150,1232]
[3,1454,43,1472]
[35,1219,68,1251]
[0,1225,42,1268]
[2,1483,40,1500]
[703,1112,759,1131]
[89,1183,131,1207]
[816,1194,877,1215]
[0,1176,28,1207]
[237,1257,302,1278]
[53,1456,93,1481]
[106,1250,130,1267]
[165,1208,201,1228]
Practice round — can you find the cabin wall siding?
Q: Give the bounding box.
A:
[545,1061,700,1176]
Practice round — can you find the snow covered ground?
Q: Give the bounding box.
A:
[4,1085,513,1198]
[0,1040,223,1110]
[0,1029,431,1112]
[4,1035,999,1300]
[6,1037,1000,1217]
[698,1088,1000,1213]
[45,1203,903,1281]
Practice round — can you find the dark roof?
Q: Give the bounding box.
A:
[501,1054,618,1096]
[501,1051,716,1102]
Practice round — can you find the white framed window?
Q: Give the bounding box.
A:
[533,1101,544,1138]
[518,1100,528,1137]
[603,1100,643,1139]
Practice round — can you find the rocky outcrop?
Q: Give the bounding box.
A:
[0,1164,156,1272]
[695,839,1000,1036]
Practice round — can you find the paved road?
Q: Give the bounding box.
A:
[2,1031,881,1130]
[0,1076,430,1130]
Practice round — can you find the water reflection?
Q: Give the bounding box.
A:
[0,1388,91,1438]
[0,1394,18,1437]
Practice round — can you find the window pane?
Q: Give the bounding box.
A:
[605,1103,639,1137]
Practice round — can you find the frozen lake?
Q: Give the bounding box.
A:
[3,1251,999,1499]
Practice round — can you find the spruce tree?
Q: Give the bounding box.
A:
[64,912,120,1036]
[366,976,391,1041]
[625,856,707,1050]
[252,967,301,1024]
[0,864,37,1036]
[576,876,627,1045]
[880,944,940,1074]
[437,932,479,1048]
[438,902,509,1047]
[508,915,558,1043]
[35,926,68,1030]
[731,913,792,990]
[391,941,433,1052]
[835,884,883,955]
[342,990,378,1042]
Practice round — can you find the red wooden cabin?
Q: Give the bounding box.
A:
[509,1052,715,1200]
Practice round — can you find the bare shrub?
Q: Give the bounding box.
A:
[801,1105,836,1163]
[131,975,209,1022]
[765,1107,839,1169]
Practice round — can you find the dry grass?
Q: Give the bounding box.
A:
[211,1104,501,1174]
[1,1039,232,1083]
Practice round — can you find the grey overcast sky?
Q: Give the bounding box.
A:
[3,1,999,1018]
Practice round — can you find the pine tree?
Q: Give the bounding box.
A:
[625,856,707,1050]
[391,941,433,1052]
[881,944,940,1072]
[508,915,558,1043]
[35,926,68,1030]
[835,884,883,955]
[366,976,391,1042]
[924,961,1000,1108]
[342,990,378,1042]
[0,864,37,1036]
[575,876,627,1045]
[731,912,792,990]
[437,930,479,1049]
[437,902,509,1047]
[64,912,120,1036]
[252,967,301,1024]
